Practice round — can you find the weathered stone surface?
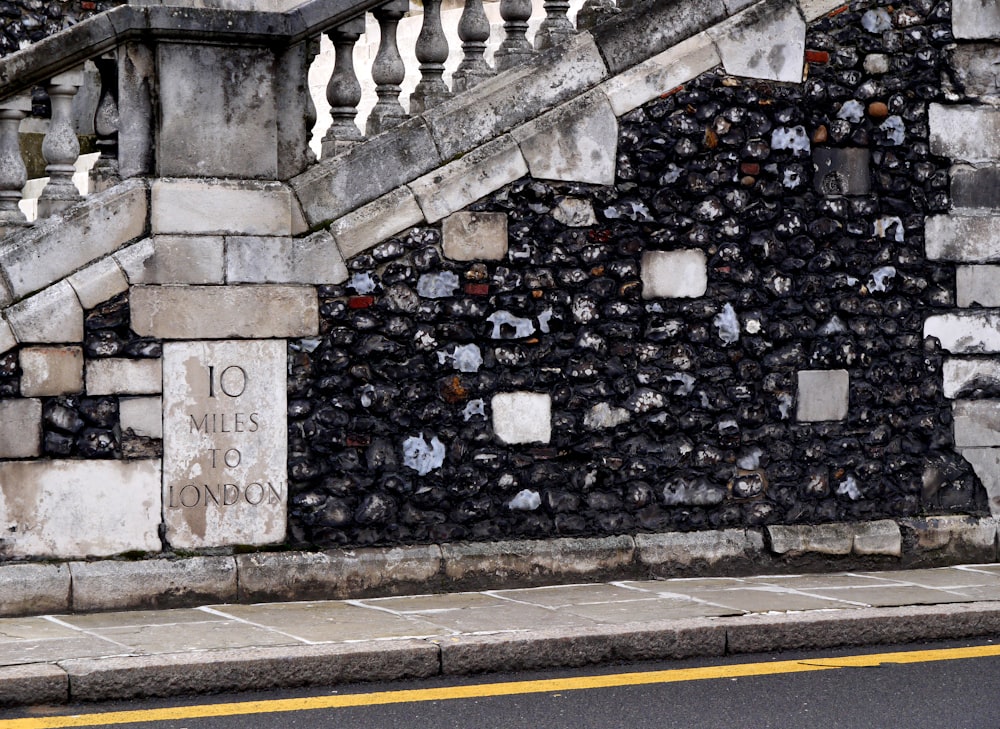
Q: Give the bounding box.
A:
[552,198,597,227]
[329,187,424,260]
[441,212,508,262]
[951,167,1000,209]
[19,347,83,397]
[67,257,129,310]
[0,398,42,458]
[0,179,148,300]
[151,179,293,236]
[853,520,901,557]
[492,392,551,444]
[930,105,1000,163]
[162,340,287,548]
[767,523,854,556]
[0,665,67,707]
[708,0,806,83]
[798,0,848,21]
[640,250,708,299]
[0,460,161,558]
[130,285,318,339]
[953,400,1000,448]
[601,32,720,116]
[0,563,70,616]
[116,236,225,284]
[796,369,849,422]
[409,135,528,224]
[70,557,237,611]
[943,357,1000,399]
[511,90,618,186]
[636,529,764,568]
[120,396,163,438]
[957,450,1000,517]
[6,281,83,344]
[813,148,871,196]
[952,0,1000,39]
[226,232,348,285]
[926,215,1000,262]
[86,358,162,396]
[900,515,999,558]
[0,318,15,355]
[949,44,1000,98]
[957,266,1000,308]
[925,312,1000,353]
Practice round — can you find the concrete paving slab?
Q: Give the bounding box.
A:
[0,617,85,641]
[557,599,740,624]
[801,585,981,607]
[358,592,509,612]
[662,587,863,612]
[855,567,1000,588]
[90,621,300,653]
[0,635,127,666]
[490,583,654,608]
[744,573,905,589]
[412,602,594,633]
[58,608,228,630]
[619,577,749,591]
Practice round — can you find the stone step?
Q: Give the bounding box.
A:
[926,213,1000,262]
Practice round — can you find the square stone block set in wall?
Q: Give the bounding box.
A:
[0,0,993,561]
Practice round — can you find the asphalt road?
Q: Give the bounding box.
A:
[4,640,1000,729]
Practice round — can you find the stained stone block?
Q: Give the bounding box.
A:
[640,250,708,299]
[0,398,42,458]
[796,369,849,422]
[6,281,84,344]
[951,167,1000,209]
[0,460,162,558]
[441,212,508,261]
[952,0,1000,39]
[707,0,806,83]
[949,45,1000,98]
[329,187,425,260]
[953,400,1000,448]
[930,105,1000,163]
[852,520,902,557]
[812,148,870,196]
[492,392,551,445]
[86,358,162,396]
[115,236,225,284]
[226,232,348,285]
[0,317,15,355]
[120,396,163,439]
[67,256,129,310]
[150,179,293,236]
[766,523,854,556]
[957,450,1000,517]
[957,266,1000,307]
[162,340,287,548]
[925,312,1000,353]
[926,215,1000,262]
[19,346,84,397]
[943,358,1000,399]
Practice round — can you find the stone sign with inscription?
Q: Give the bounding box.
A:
[163,340,287,548]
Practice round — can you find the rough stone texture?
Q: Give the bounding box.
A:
[926,215,1000,262]
[86,357,162,396]
[767,522,855,556]
[441,212,508,262]
[70,557,238,611]
[798,0,846,21]
[116,236,225,284]
[943,358,1000,400]
[329,187,425,260]
[162,340,287,548]
[796,369,849,422]
[0,563,71,617]
[120,396,163,439]
[0,460,161,558]
[0,318,15,355]
[0,665,68,708]
[852,519,902,556]
[952,0,1000,39]
[925,312,1000,353]
[130,285,318,339]
[635,528,764,568]
[492,392,552,444]
[226,232,348,285]
[707,0,806,83]
[950,166,1000,209]
[957,266,1000,307]
[67,257,129,310]
[6,281,84,344]
[929,104,1000,163]
[236,545,443,601]
[0,398,42,458]
[640,249,708,298]
[812,148,871,196]
[150,179,293,236]
[954,400,1000,447]
[900,516,998,563]
[18,346,83,397]
[957,450,1000,517]
[948,44,1000,99]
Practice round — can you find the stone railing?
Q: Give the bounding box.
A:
[0,0,620,235]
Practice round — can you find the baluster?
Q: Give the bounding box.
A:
[37,67,84,218]
[534,0,574,51]
[409,0,451,114]
[576,0,621,31]
[90,53,120,194]
[0,93,31,234]
[367,0,408,136]
[453,0,493,92]
[321,16,365,158]
[494,0,533,72]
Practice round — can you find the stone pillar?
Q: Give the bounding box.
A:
[321,17,366,158]
[0,93,31,235]
[37,68,84,219]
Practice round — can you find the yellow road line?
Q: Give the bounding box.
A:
[4,643,1000,728]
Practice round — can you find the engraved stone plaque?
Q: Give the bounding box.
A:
[163,340,287,548]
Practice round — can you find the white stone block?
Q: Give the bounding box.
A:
[120,396,163,439]
[601,32,721,117]
[708,0,805,83]
[797,0,843,20]
[635,528,764,567]
[409,135,529,224]
[226,231,348,284]
[511,90,618,186]
[441,212,508,261]
[926,215,1000,262]
[151,179,293,236]
[943,357,1000,399]
[19,346,84,397]
[952,0,1000,39]
[67,256,129,310]
[130,284,318,339]
[329,186,424,260]
[0,398,42,458]
[116,236,225,284]
[852,520,902,557]
[492,392,551,444]
[162,340,287,548]
[796,369,849,422]
[925,312,1000,353]
[959,449,1000,516]
[957,266,1000,307]
[0,460,162,559]
[0,317,15,355]
[930,105,1000,163]
[954,400,1000,447]
[6,281,83,343]
[552,198,597,228]
[86,358,162,396]
[766,523,854,556]
[640,250,708,299]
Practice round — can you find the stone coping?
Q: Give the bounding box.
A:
[1,517,996,618]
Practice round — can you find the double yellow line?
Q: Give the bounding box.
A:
[4,643,1000,728]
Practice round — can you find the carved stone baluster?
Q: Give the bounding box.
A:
[409,0,451,114]
[494,0,533,72]
[534,0,573,51]
[90,53,120,194]
[453,0,493,92]
[38,67,84,218]
[576,0,621,31]
[321,16,365,158]
[367,0,408,136]
[0,93,31,234]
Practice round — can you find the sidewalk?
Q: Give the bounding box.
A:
[5,564,1000,707]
